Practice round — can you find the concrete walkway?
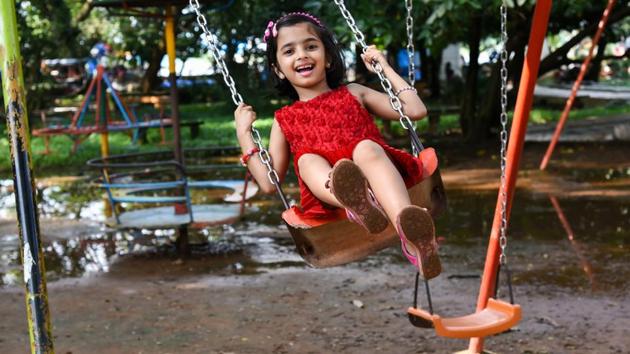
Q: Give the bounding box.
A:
[535,84,630,100]
[525,115,630,142]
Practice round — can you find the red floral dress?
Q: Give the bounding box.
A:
[275,85,424,219]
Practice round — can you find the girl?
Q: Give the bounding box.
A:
[234,12,440,279]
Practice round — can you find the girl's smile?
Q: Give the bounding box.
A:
[295,64,314,77]
[274,22,330,99]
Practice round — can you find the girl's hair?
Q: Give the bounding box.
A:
[264,12,345,100]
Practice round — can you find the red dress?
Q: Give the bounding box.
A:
[275,85,424,219]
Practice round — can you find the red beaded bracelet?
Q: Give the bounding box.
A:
[240,147,260,166]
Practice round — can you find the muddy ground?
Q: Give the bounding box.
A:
[0,141,629,354]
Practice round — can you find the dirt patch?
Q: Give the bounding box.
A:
[0,260,628,354]
[0,141,629,353]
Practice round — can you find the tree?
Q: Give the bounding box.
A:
[420,0,630,143]
[481,1,630,143]
[10,0,84,110]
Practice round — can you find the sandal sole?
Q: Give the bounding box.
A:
[398,206,441,279]
[331,159,389,234]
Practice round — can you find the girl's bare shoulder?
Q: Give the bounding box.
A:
[346,82,367,94]
[346,83,368,103]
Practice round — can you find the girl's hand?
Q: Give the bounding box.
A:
[235,103,257,137]
[360,45,390,73]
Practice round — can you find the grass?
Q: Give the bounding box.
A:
[0,101,275,178]
[528,102,630,124]
[1,100,628,177]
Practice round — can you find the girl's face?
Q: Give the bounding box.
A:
[274,22,328,91]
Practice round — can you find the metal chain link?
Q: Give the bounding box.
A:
[189,0,282,189]
[498,1,509,265]
[405,0,415,86]
[333,0,423,153]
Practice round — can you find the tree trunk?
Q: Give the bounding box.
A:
[460,12,482,142]
[141,43,165,94]
[477,28,528,141]
[538,6,630,78]
[419,47,429,84]
[428,50,442,99]
[585,37,607,82]
[471,5,629,143]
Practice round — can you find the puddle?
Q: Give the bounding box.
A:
[0,176,628,296]
[549,166,630,183]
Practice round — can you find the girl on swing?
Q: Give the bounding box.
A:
[235,12,440,279]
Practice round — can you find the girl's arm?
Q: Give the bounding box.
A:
[348,45,427,121]
[235,103,290,194]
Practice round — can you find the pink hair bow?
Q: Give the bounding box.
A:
[263,20,277,43]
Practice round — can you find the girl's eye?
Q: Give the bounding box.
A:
[307,44,318,50]
[283,49,293,55]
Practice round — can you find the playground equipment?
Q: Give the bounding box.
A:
[188,0,550,351]
[1,1,54,352]
[40,57,90,96]
[31,63,174,154]
[1,0,607,352]
[87,147,258,229]
[332,0,521,341]
[539,0,617,170]
[189,3,447,268]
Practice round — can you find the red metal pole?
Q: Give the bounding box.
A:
[539,0,617,170]
[70,68,99,126]
[468,1,553,352]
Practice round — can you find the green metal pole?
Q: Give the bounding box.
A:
[0,1,54,353]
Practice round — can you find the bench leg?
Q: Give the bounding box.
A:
[43,136,51,155]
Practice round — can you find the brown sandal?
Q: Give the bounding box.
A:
[328,159,389,234]
[396,205,441,279]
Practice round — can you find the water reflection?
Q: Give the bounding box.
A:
[0,177,628,296]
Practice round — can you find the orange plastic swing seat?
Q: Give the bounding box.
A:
[407,298,522,338]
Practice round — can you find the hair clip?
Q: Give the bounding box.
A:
[263,12,323,43]
[284,12,323,27]
[263,20,277,43]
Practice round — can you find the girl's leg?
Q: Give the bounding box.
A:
[298,152,389,234]
[297,153,342,207]
[351,140,410,223]
[352,139,441,279]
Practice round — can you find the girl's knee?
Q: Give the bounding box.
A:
[297,153,317,170]
[297,153,329,174]
[352,140,385,163]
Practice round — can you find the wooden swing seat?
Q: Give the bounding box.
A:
[407,298,521,338]
[281,148,447,268]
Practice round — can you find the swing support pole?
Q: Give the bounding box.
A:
[539,0,617,170]
[468,1,552,353]
[165,6,190,254]
[0,1,54,353]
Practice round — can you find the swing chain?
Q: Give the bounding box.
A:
[190,0,243,106]
[189,0,282,188]
[333,0,423,152]
[498,1,509,265]
[405,0,415,86]
[333,0,368,49]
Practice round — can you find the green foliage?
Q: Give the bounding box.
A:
[0,102,275,176]
[4,0,628,147]
[2,101,628,177]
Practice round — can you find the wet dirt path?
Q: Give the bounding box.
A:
[0,142,629,353]
[1,256,628,353]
